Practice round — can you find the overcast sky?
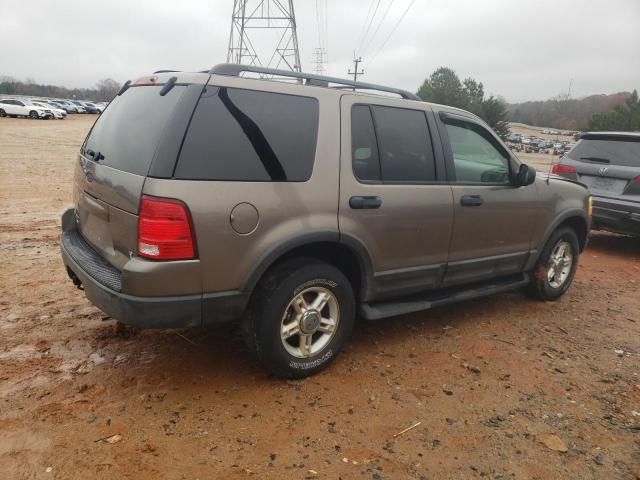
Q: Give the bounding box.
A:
[1,0,638,102]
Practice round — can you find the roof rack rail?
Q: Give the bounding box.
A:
[208,63,421,101]
[153,69,181,74]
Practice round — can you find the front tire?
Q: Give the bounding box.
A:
[246,259,355,378]
[29,110,38,119]
[0,109,6,117]
[528,226,580,300]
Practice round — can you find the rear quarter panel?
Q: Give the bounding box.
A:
[142,77,342,294]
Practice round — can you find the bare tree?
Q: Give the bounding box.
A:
[95,79,120,102]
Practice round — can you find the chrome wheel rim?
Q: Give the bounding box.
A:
[280,287,339,358]
[547,240,573,288]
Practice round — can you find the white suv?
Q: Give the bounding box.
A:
[32,101,66,119]
[0,99,51,119]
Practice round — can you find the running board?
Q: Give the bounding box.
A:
[359,273,530,321]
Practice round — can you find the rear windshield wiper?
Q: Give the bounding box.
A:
[579,156,610,163]
[85,149,104,161]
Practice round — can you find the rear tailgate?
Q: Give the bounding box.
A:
[565,135,640,199]
[74,75,206,269]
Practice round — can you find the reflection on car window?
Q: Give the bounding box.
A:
[445,122,510,183]
[176,87,319,182]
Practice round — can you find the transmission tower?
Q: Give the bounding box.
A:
[227,0,302,72]
[312,48,326,75]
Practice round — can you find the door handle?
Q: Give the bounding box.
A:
[460,195,483,207]
[350,196,382,209]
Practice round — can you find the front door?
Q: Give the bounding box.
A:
[338,95,454,301]
[437,113,539,286]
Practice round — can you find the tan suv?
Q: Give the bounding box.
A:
[61,64,591,377]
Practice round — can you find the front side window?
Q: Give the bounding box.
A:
[445,122,510,183]
[372,106,436,182]
[176,87,319,182]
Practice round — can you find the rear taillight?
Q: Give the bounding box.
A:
[633,175,640,184]
[551,164,576,175]
[137,196,196,260]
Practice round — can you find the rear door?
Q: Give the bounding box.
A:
[5,100,27,116]
[339,95,453,301]
[437,112,539,286]
[74,78,204,269]
[565,135,640,200]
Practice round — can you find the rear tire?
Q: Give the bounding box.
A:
[0,109,6,117]
[245,258,355,378]
[528,226,580,300]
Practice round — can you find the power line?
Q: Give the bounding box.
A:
[357,0,382,54]
[360,0,396,58]
[366,0,416,68]
[355,0,377,49]
[358,0,382,51]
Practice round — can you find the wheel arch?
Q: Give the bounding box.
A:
[241,232,374,302]
[535,209,589,262]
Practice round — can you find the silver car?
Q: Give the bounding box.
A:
[553,132,639,236]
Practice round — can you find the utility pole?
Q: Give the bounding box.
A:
[348,55,364,89]
[227,0,302,72]
[313,48,327,75]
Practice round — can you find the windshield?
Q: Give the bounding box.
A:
[83,85,187,176]
[568,138,640,167]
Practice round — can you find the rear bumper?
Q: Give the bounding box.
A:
[60,208,248,328]
[592,196,640,236]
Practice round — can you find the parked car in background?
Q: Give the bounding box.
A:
[552,132,640,237]
[80,102,100,114]
[51,100,78,113]
[31,101,66,119]
[70,101,87,113]
[60,65,591,378]
[0,99,51,119]
[45,101,70,114]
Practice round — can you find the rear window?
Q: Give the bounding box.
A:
[175,87,319,181]
[83,85,186,176]
[568,138,640,167]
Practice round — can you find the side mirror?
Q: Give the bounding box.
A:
[516,163,536,186]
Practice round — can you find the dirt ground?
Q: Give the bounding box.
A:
[1,116,639,480]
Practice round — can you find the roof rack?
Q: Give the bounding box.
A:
[208,63,421,101]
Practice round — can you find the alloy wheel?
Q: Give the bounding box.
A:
[280,286,340,358]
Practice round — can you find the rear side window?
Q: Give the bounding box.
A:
[83,85,186,176]
[568,138,640,167]
[175,87,319,181]
[371,106,436,182]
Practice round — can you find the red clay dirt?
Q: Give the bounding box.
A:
[1,116,639,479]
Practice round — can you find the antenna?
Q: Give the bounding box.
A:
[227,0,302,73]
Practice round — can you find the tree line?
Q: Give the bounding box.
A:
[0,76,120,102]
[589,90,640,131]
[508,92,634,131]
[416,67,510,137]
